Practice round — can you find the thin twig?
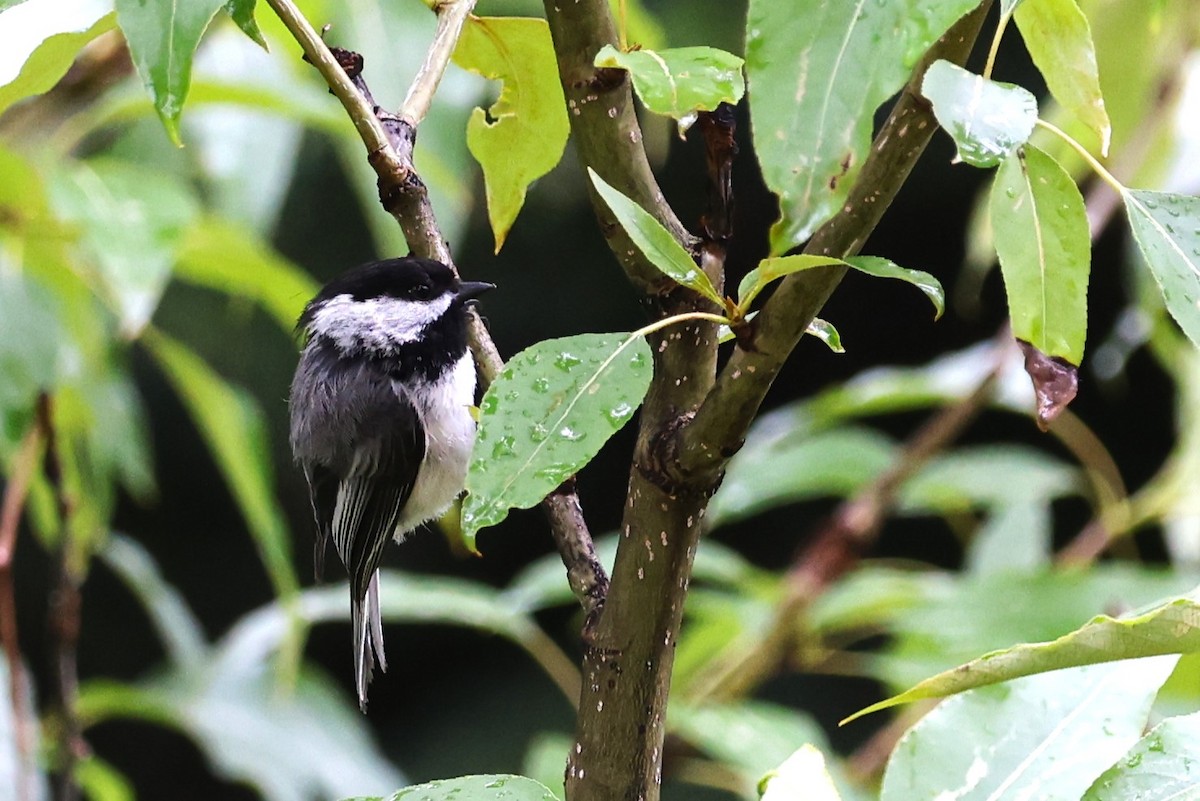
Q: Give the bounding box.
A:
[399,0,476,126]
[0,414,46,801]
[264,0,608,611]
[38,397,85,801]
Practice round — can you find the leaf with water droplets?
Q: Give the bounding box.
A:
[746,0,982,253]
[462,333,653,546]
[593,44,744,120]
[922,59,1038,168]
[990,145,1091,367]
[1082,711,1200,801]
[1123,190,1200,348]
[588,168,722,305]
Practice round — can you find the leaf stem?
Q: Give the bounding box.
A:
[631,311,731,340]
[1035,118,1125,194]
[982,11,1010,80]
[400,0,477,125]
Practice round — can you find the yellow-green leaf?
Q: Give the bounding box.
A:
[454,16,569,253]
[1014,0,1111,155]
[0,4,116,117]
[844,591,1200,724]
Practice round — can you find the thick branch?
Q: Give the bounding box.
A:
[543,0,699,292]
[264,0,607,610]
[676,3,993,481]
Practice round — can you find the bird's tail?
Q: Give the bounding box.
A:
[352,570,389,712]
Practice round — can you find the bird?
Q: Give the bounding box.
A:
[288,256,493,710]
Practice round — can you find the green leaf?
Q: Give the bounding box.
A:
[805,318,844,353]
[846,590,1200,722]
[921,59,1039,168]
[462,332,653,545]
[1083,711,1200,800]
[745,0,979,253]
[1014,0,1111,155]
[50,159,199,337]
[990,145,1090,363]
[898,444,1081,513]
[115,0,228,145]
[453,16,569,254]
[879,657,1179,801]
[708,427,896,528]
[144,331,297,598]
[593,44,744,119]
[845,256,945,319]
[174,218,318,335]
[760,746,842,801]
[588,168,721,304]
[76,756,135,801]
[737,255,844,310]
[0,6,116,117]
[360,775,560,801]
[1123,190,1200,348]
[223,0,266,50]
[737,255,943,319]
[0,270,63,438]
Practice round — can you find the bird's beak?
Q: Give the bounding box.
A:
[457,281,495,301]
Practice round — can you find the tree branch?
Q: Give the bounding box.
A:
[263,0,608,612]
[675,2,994,482]
[0,411,45,801]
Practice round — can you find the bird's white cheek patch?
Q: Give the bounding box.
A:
[311,293,454,352]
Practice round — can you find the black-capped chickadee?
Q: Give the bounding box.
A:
[289,257,493,711]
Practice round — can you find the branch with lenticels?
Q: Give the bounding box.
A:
[262,0,609,616]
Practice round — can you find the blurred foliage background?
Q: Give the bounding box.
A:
[1,0,1199,799]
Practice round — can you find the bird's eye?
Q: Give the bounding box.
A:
[411,283,433,300]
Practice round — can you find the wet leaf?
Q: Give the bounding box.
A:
[223,0,266,50]
[1014,0,1110,155]
[737,255,844,310]
[879,657,1179,800]
[737,255,943,319]
[593,44,744,120]
[463,332,653,546]
[1122,190,1200,348]
[805,318,844,353]
[589,168,722,304]
[990,145,1091,365]
[746,0,980,253]
[845,256,945,319]
[1018,340,1078,430]
[454,16,569,253]
[846,590,1200,723]
[921,59,1039,168]
[115,0,228,144]
[0,3,116,117]
[1082,711,1200,801]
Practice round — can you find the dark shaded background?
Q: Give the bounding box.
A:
[12,1,1177,798]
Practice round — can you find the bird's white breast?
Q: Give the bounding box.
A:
[393,352,477,535]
